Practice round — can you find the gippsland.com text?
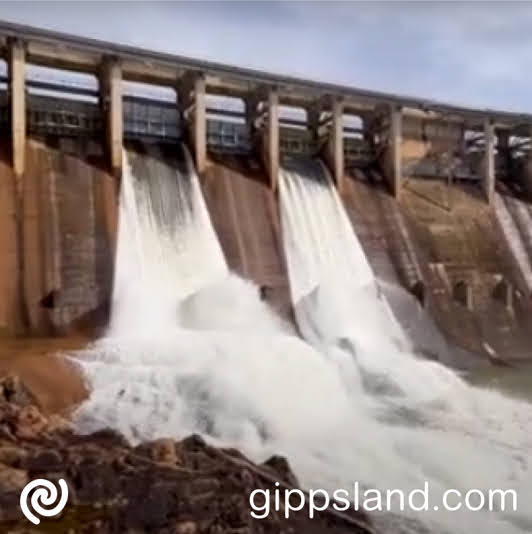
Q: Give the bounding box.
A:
[249,482,518,519]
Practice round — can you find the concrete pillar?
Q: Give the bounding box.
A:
[484,117,495,204]
[100,58,123,177]
[497,129,510,181]
[388,105,402,198]
[526,124,532,194]
[191,75,207,174]
[8,38,25,181]
[325,98,344,193]
[178,73,207,174]
[245,94,261,132]
[263,90,279,191]
[307,106,321,146]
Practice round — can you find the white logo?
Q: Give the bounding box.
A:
[20,478,69,525]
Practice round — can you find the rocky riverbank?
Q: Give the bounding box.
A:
[0,375,374,534]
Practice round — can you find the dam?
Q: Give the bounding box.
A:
[0,17,530,534]
[0,19,532,364]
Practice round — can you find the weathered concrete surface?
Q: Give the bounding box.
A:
[100,58,123,177]
[20,137,116,336]
[342,169,421,290]
[399,178,532,360]
[202,156,293,324]
[0,143,20,335]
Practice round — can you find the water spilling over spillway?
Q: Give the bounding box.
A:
[110,144,228,335]
[72,148,532,534]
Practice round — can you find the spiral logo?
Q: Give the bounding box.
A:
[20,478,69,525]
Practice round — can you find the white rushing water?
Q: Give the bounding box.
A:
[72,147,531,534]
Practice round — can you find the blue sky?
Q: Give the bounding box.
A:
[1,1,531,112]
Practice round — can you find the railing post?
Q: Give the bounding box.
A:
[8,38,25,182]
[100,57,123,178]
[484,117,495,204]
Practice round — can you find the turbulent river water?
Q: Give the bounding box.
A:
[71,146,532,534]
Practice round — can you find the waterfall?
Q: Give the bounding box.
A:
[109,144,228,336]
[279,158,532,533]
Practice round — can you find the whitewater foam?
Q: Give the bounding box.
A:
[71,148,531,534]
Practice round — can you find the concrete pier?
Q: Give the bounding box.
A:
[325,98,344,193]
[191,74,207,174]
[179,73,207,175]
[8,38,25,181]
[526,125,532,193]
[263,90,279,191]
[388,105,402,198]
[100,58,123,177]
[484,118,495,204]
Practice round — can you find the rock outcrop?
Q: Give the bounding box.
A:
[0,375,374,534]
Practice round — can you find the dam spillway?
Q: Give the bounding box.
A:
[0,17,531,534]
[0,21,531,356]
[69,146,532,534]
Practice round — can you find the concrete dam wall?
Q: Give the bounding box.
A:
[1,131,532,363]
[0,136,116,336]
[202,156,292,323]
[0,21,532,363]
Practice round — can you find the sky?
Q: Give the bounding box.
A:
[1,1,531,113]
